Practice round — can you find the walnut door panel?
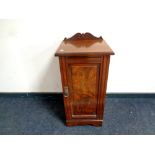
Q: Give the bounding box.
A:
[66,57,101,119]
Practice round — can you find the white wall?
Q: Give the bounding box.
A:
[0,0,155,92]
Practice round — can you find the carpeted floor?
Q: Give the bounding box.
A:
[0,95,155,135]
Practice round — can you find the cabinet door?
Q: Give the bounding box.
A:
[66,57,102,119]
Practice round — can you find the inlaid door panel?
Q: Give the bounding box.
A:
[66,58,101,119]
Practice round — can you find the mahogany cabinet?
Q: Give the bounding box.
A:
[55,33,114,126]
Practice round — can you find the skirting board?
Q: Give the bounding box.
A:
[0,93,155,98]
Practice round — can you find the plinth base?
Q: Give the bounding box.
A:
[66,119,103,127]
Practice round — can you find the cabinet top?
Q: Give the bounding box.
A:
[55,33,114,56]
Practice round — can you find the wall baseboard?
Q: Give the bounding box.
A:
[0,93,155,98]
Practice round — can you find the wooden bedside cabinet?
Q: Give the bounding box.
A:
[55,33,114,126]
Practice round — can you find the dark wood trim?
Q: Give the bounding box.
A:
[64,32,103,41]
[66,119,103,127]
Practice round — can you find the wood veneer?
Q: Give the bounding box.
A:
[55,33,114,126]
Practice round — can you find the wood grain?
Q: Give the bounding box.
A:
[69,65,99,117]
[55,33,114,57]
[55,33,114,126]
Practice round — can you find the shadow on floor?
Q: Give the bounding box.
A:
[39,95,66,125]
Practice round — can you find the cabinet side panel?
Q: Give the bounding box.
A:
[97,56,110,119]
[59,57,72,120]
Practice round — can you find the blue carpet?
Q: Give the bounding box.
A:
[0,96,155,135]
